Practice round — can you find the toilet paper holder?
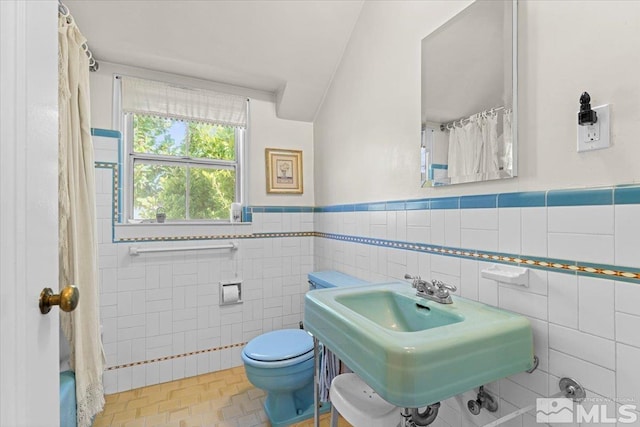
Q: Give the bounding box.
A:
[220,281,243,306]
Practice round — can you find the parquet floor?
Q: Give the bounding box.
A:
[93,366,351,427]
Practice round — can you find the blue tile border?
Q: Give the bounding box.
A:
[430,197,459,210]
[306,185,640,212]
[91,128,121,139]
[460,194,497,209]
[303,185,640,212]
[498,191,546,208]
[91,128,122,231]
[406,200,430,210]
[614,185,640,205]
[428,163,448,180]
[94,162,120,242]
[547,187,613,207]
[386,201,406,211]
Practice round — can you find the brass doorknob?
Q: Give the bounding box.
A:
[39,285,79,314]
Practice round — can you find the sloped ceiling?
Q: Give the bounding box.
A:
[65,0,364,122]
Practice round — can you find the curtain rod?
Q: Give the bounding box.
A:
[58,0,99,72]
[440,106,506,132]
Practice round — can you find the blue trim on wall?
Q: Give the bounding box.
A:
[406,200,430,210]
[386,201,406,211]
[547,187,613,206]
[306,186,638,213]
[460,194,497,209]
[430,197,459,210]
[91,128,121,138]
[240,186,640,215]
[498,191,546,208]
[614,185,640,205]
[248,206,314,213]
[91,128,122,224]
[428,163,448,180]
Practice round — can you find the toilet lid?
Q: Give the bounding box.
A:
[243,329,314,362]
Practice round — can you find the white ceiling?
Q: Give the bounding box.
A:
[65,0,364,122]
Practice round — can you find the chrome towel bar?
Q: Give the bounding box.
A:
[129,242,237,256]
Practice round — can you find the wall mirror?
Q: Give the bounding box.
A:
[421,0,517,186]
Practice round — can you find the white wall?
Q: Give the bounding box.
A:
[249,100,315,206]
[314,0,640,205]
[89,61,314,207]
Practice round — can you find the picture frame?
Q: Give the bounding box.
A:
[265,148,303,194]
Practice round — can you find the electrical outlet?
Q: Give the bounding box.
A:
[584,122,600,141]
[577,104,610,152]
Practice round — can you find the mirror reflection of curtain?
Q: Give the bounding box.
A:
[503,109,513,171]
[58,14,105,427]
[447,127,461,178]
[447,111,500,179]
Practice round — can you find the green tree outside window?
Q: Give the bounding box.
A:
[131,114,237,220]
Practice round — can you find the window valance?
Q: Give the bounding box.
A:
[121,76,247,128]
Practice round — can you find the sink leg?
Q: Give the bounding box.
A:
[313,336,320,427]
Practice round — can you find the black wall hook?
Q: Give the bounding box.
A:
[578,92,598,125]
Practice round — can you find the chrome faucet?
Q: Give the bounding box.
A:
[404,274,457,304]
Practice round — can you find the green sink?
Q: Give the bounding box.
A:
[335,290,464,332]
[304,282,534,408]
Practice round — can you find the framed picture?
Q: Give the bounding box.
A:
[265,148,303,194]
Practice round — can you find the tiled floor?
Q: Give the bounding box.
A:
[93,366,351,427]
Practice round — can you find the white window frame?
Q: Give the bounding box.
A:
[114,75,247,223]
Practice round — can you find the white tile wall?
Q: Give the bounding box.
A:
[615,205,640,268]
[94,143,314,393]
[521,207,547,257]
[616,344,640,404]
[96,134,639,418]
[498,208,521,254]
[548,232,615,264]
[548,272,578,329]
[444,210,461,247]
[431,210,445,245]
[549,323,615,370]
[549,350,616,399]
[314,200,640,425]
[498,286,548,321]
[548,205,616,263]
[548,205,614,235]
[460,259,479,300]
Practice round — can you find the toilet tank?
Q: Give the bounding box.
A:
[308,271,371,290]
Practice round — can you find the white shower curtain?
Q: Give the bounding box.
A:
[58,15,105,427]
[447,111,500,180]
[480,112,499,175]
[447,126,462,178]
[502,109,513,171]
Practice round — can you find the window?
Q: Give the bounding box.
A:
[118,76,247,221]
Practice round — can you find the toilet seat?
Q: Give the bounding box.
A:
[242,329,314,368]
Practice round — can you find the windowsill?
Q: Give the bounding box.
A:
[117,221,252,226]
